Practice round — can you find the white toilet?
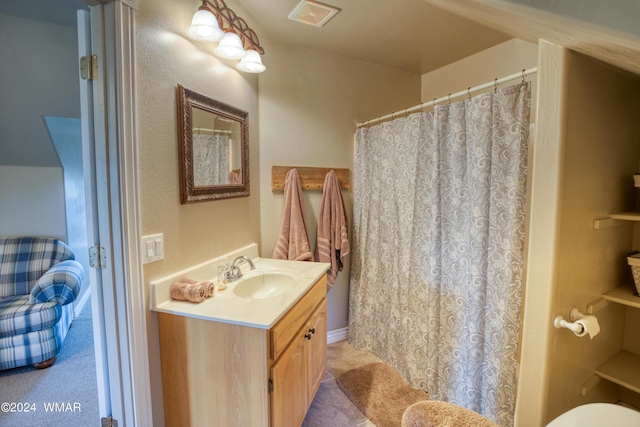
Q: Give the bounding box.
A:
[546,403,640,426]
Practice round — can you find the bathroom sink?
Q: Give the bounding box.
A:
[233,271,299,299]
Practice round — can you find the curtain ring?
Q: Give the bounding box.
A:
[521,68,526,83]
[447,93,452,104]
[467,86,472,99]
[432,98,437,107]
[494,78,498,93]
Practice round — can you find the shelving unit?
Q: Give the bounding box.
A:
[601,286,640,309]
[595,352,640,394]
[593,212,640,229]
[591,212,640,397]
[609,212,640,221]
[592,286,640,395]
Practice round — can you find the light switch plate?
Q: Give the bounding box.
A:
[142,233,164,264]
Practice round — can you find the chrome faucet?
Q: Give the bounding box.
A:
[225,256,256,283]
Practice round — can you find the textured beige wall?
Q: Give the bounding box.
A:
[136,0,260,423]
[421,39,538,121]
[258,41,421,332]
[543,51,640,423]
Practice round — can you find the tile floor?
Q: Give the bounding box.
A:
[302,340,384,426]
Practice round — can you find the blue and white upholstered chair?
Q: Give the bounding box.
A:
[0,237,83,370]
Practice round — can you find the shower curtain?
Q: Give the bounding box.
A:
[192,133,230,186]
[349,83,531,426]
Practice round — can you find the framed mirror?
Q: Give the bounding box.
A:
[177,84,249,203]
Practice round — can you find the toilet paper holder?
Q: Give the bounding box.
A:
[554,308,586,334]
[554,308,601,339]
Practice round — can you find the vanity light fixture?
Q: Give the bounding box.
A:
[214,31,247,60]
[236,49,266,73]
[187,5,224,42]
[187,0,266,73]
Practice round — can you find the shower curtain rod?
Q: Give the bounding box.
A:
[356,67,538,128]
[193,127,232,134]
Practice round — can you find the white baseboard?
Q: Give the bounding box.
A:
[327,327,348,344]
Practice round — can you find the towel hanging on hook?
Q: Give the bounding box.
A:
[272,168,314,262]
[315,170,350,289]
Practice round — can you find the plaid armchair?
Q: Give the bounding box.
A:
[0,237,83,370]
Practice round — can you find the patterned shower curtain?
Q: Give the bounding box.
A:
[349,83,531,426]
[192,133,230,186]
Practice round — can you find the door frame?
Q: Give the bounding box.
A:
[87,0,152,424]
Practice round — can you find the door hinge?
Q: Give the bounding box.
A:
[80,54,98,80]
[89,245,107,269]
[101,417,118,427]
[268,378,274,393]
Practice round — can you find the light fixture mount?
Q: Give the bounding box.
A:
[200,0,264,55]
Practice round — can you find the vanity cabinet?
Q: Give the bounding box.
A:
[271,298,327,427]
[158,274,327,427]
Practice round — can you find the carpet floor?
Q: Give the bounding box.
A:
[0,301,100,426]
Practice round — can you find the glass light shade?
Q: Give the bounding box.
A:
[236,50,266,73]
[187,9,224,42]
[214,32,247,60]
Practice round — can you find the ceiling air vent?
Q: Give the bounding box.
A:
[288,0,341,28]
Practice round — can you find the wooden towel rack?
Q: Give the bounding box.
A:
[271,166,350,191]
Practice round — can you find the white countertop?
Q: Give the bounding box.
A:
[150,245,329,329]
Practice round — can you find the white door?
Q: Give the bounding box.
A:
[79,2,153,425]
[78,8,121,423]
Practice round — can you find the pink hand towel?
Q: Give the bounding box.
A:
[273,169,314,261]
[315,170,350,289]
[170,281,207,303]
[178,277,215,297]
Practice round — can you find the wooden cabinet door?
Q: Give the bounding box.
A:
[305,299,327,404]
[271,331,307,427]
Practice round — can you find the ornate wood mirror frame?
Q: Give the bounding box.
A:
[177,84,249,203]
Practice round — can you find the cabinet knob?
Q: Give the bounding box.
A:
[308,328,316,335]
[305,333,313,340]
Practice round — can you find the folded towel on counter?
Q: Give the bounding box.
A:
[170,281,207,303]
[203,281,215,298]
[273,168,314,262]
[173,277,217,299]
[315,170,350,290]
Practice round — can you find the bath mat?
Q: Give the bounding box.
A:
[336,362,428,427]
